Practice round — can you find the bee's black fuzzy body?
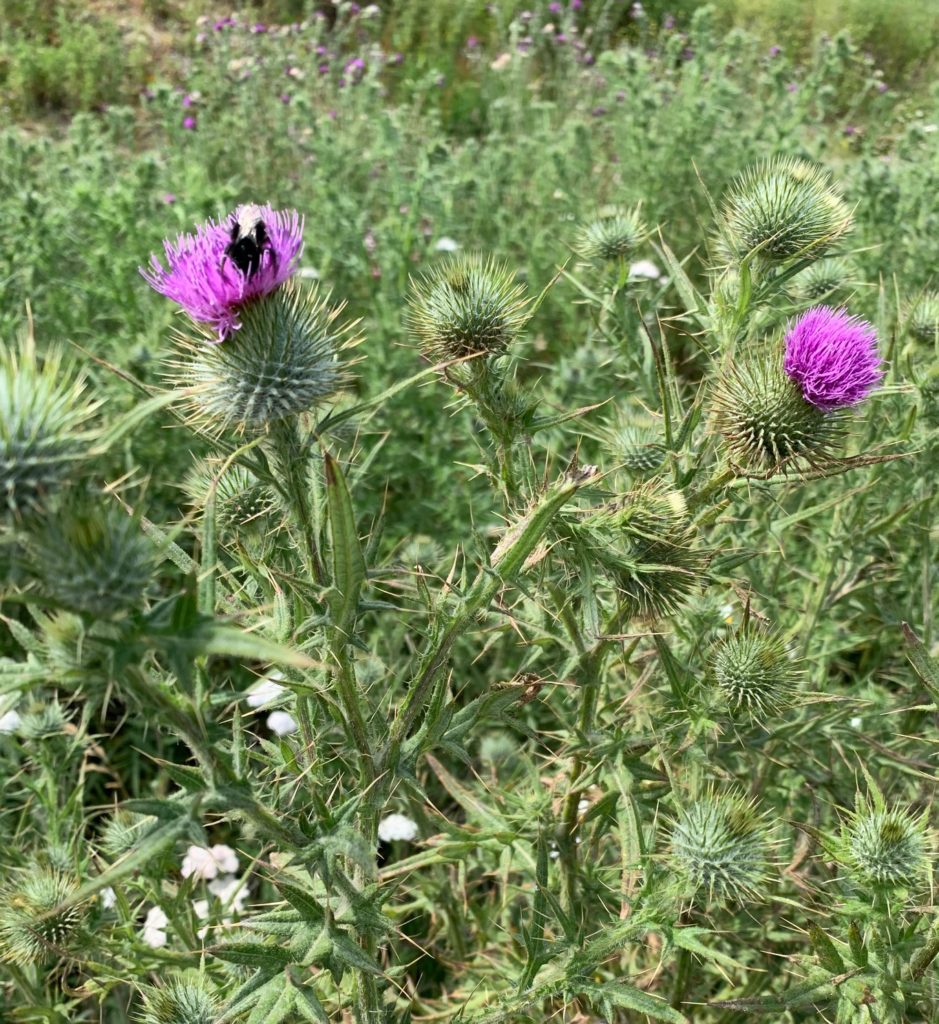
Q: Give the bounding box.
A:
[223,205,275,279]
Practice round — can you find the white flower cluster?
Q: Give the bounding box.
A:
[244,670,299,736]
[378,813,419,843]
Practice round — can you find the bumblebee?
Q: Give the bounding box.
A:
[223,205,275,279]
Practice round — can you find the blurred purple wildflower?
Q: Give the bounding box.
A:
[768,45,781,56]
[549,1,562,12]
[663,14,675,29]
[466,35,480,49]
[783,306,882,410]
[250,22,267,33]
[140,205,304,341]
[786,82,798,92]
[570,0,582,8]
[876,81,888,93]
[843,124,857,136]
[182,93,194,108]
[161,192,176,205]
[182,116,197,130]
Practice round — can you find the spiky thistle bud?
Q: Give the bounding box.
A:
[709,625,801,721]
[579,484,707,617]
[838,800,930,892]
[171,282,356,434]
[22,498,154,618]
[17,701,71,740]
[793,257,857,302]
[137,976,221,1024]
[906,292,939,345]
[574,205,648,265]
[713,354,840,471]
[98,811,157,858]
[183,460,275,531]
[602,423,667,475]
[407,253,530,364]
[669,791,774,906]
[0,869,86,966]
[720,157,852,263]
[0,337,99,523]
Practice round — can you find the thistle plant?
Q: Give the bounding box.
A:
[837,798,930,893]
[720,156,852,262]
[906,291,939,345]
[709,623,800,721]
[137,977,220,1024]
[0,869,85,966]
[574,204,648,265]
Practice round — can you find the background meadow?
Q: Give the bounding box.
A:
[0,1,937,1022]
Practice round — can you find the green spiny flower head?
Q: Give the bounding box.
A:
[137,975,220,1024]
[183,460,275,531]
[601,422,666,475]
[173,281,356,434]
[794,257,857,302]
[99,811,156,858]
[23,497,154,619]
[17,700,71,741]
[670,791,774,906]
[581,483,707,617]
[574,204,648,265]
[907,292,939,345]
[0,869,85,966]
[839,799,930,892]
[407,253,530,363]
[710,625,801,721]
[721,156,852,263]
[0,335,100,523]
[712,352,844,471]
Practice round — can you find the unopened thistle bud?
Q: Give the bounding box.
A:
[670,791,773,906]
[582,483,706,617]
[794,257,856,302]
[574,204,648,265]
[603,423,666,475]
[0,338,99,523]
[137,976,220,1024]
[173,282,356,434]
[906,292,939,345]
[98,811,156,858]
[183,460,274,531]
[23,499,154,618]
[407,254,530,363]
[710,625,800,721]
[713,306,881,471]
[0,869,85,966]
[721,157,852,263]
[838,800,929,891]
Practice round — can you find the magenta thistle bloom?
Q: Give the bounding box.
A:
[141,205,304,341]
[783,306,882,410]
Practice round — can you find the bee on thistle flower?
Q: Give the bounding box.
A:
[141,204,304,340]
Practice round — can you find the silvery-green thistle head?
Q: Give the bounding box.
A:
[793,256,857,302]
[136,975,220,1024]
[713,306,882,472]
[720,157,852,264]
[0,868,86,966]
[906,292,939,345]
[709,624,801,722]
[574,204,649,266]
[669,790,775,907]
[406,253,531,370]
[170,282,358,435]
[836,797,930,894]
[0,335,100,524]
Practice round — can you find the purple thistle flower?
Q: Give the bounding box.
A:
[786,81,798,93]
[548,1,562,12]
[182,116,197,130]
[140,205,304,341]
[768,45,781,56]
[876,81,888,93]
[783,306,882,410]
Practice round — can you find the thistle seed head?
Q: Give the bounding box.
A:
[602,423,667,475]
[173,282,356,434]
[712,353,843,471]
[0,337,99,523]
[840,801,929,891]
[23,498,154,619]
[710,626,800,721]
[407,253,530,363]
[907,292,939,345]
[574,204,648,264]
[721,156,852,263]
[137,976,221,1024]
[670,792,773,906]
[0,869,85,966]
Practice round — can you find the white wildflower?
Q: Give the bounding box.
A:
[267,710,299,736]
[849,716,863,729]
[246,671,286,708]
[0,709,21,735]
[100,886,116,909]
[628,259,662,281]
[209,873,250,912]
[142,905,168,948]
[192,898,210,920]
[434,236,461,253]
[181,843,240,880]
[378,813,419,842]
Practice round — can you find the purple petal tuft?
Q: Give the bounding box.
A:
[140,205,304,341]
[783,306,882,410]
